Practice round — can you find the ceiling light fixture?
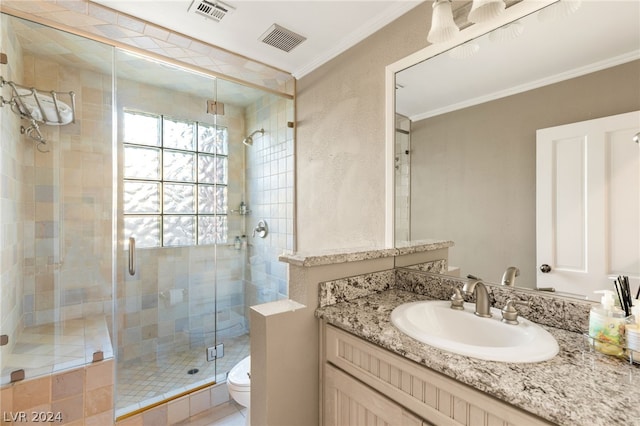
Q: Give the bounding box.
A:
[427,0,510,44]
[468,0,506,23]
[427,0,460,44]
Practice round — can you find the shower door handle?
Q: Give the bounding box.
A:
[128,237,136,276]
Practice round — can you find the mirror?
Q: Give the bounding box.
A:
[393,1,640,298]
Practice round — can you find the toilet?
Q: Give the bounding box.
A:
[228,355,251,425]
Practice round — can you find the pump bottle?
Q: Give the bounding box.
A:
[588,290,626,356]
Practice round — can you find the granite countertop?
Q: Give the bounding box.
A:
[279,239,453,267]
[316,289,640,426]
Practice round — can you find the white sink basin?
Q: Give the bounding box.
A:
[390,300,559,363]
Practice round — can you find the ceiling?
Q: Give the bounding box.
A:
[90,0,423,78]
[8,14,264,107]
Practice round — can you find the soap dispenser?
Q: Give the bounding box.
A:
[588,290,626,356]
[626,305,640,363]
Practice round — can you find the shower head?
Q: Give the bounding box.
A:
[242,128,264,146]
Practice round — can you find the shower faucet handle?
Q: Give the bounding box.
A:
[253,220,268,238]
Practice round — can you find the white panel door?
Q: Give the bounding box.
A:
[536,111,640,300]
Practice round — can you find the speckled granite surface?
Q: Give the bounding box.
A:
[319,270,395,308]
[279,239,453,267]
[316,289,640,426]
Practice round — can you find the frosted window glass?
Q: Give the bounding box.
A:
[124,111,160,146]
[198,185,227,214]
[164,184,196,214]
[198,124,228,155]
[124,146,160,179]
[164,150,196,182]
[163,118,195,150]
[124,182,160,213]
[123,111,229,248]
[198,216,227,245]
[124,216,160,248]
[164,216,196,246]
[199,155,227,184]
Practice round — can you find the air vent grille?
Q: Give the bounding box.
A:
[259,24,306,52]
[189,0,235,22]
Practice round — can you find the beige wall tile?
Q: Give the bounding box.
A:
[84,385,113,417]
[115,413,144,426]
[61,419,84,426]
[85,410,114,426]
[86,360,114,391]
[189,389,210,417]
[52,368,84,401]
[142,404,167,426]
[52,394,84,424]
[1,385,13,412]
[12,376,51,411]
[167,396,190,425]
[210,383,229,407]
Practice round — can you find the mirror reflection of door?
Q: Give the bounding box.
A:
[536,111,640,300]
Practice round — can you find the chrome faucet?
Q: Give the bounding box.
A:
[462,280,492,318]
[501,266,520,286]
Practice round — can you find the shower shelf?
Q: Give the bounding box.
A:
[0,75,76,152]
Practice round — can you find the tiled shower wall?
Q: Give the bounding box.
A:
[1,15,114,376]
[395,114,410,243]
[116,77,248,364]
[244,94,294,314]
[0,14,25,367]
[22,53,114,328]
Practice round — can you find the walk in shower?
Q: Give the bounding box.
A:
[0,12,294,419]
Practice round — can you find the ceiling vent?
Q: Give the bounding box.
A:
[259,24,306,53]
[188,0,235,22]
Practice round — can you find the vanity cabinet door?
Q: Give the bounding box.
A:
[324,363,424,426]
[324,324,554,426]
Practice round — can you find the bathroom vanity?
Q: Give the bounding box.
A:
[317,288,640,426]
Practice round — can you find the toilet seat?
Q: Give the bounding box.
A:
[228,355,250,389]
[228,355,251,412]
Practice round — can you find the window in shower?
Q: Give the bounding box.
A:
[123,109,229,247]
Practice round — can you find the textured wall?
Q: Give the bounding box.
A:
[295,3,430,252]
[410,60,640,287]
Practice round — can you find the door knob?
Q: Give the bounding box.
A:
[539,264,551,273]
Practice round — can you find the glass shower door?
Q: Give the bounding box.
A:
[114,50,222,415]
[0,13,115,386]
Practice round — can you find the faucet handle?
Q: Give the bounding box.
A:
[450,288,464,310]
[501,299,530,325]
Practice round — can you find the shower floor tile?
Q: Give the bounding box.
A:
[116,333,249,415]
